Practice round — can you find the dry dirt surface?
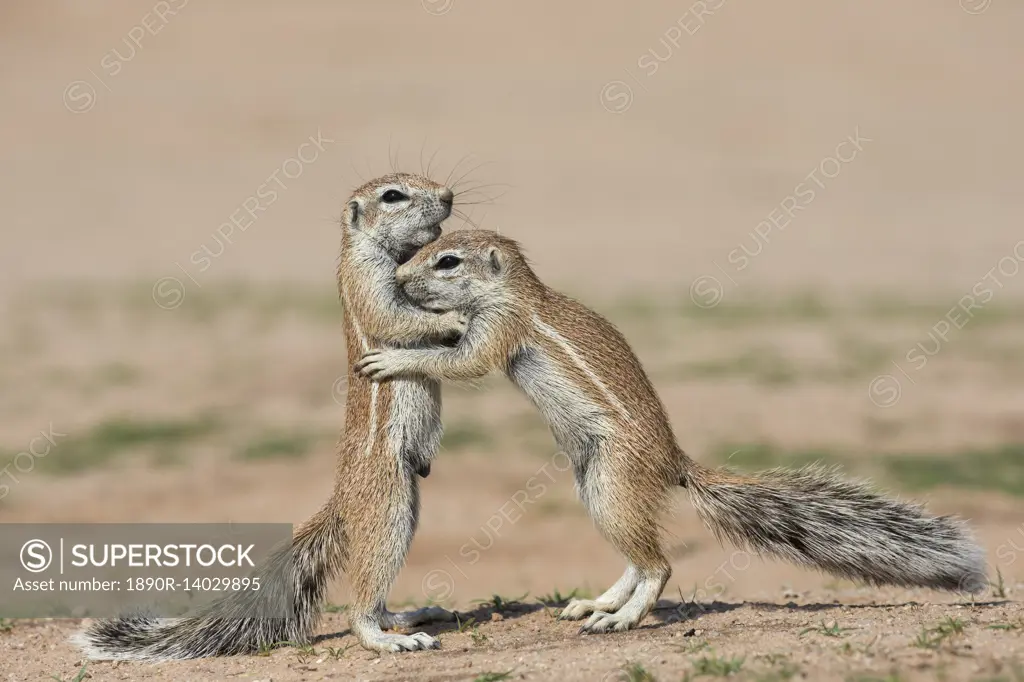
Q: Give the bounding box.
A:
[2,427,1023,681]
[5,596,1024,682]
[2,1,1024,681]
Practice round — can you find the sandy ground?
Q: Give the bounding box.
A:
[7,598,1024,682]
[2,297,1023,682]
[2,1,1024,680]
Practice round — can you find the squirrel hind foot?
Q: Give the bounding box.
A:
[381,605,455,629]
[559,598,618,621]
[361,631,441,653]
[578,609,640,634]
[576,575,665,634]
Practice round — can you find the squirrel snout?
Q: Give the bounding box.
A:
[438,188,454,207]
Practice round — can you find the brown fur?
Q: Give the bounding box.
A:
[75,174,463,660]
[355,229,987,634]
[330,173,464,651]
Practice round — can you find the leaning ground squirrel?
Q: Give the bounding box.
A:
[76,174,464,659]
[356,229,988,634]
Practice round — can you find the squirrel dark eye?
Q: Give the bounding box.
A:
[436,255,462,270]
[381,189,408,203]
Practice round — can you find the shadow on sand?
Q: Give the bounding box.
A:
[313,595,1008,642]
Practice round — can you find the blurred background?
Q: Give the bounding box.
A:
[1,0,1022,622]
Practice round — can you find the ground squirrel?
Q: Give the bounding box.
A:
[355,229,988,634]
[75,174,465,659]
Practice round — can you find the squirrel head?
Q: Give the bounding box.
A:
[396,229,527,314]
[343,173,454,263]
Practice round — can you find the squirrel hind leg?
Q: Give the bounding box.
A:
[342,471,426,651]
[575,470,672,632]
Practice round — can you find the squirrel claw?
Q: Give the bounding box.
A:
[579,610,637,634]
[355,350,388,381]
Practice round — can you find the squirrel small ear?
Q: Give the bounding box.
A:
[487,246,504,275]
[347,200,360,227]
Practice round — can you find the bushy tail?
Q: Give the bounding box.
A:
[685,463,988,593]
[72,503,344,661]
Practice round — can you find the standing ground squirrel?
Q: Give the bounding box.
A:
[75,174,465,659]
[355,229,988,634]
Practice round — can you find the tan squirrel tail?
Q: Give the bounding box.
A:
[685,462,988,593]
[73,503,344,661]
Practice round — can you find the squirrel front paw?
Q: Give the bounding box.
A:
[355,349,407,382]
[440,311,468,339]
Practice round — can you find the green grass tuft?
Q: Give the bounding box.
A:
[913,616,966,650]
[691,654,745,677]
[442,420,494,452]
[536,587,589,607]
[621,662,658,681]
[237,430,318,461]
[95,362,142,386]
[713,442,1024,497]
[50,664,89,682]
[472,592,529,613]
[26,416,220,474]
[674,347,799,386]
[883,445,1024,497]
[800,620,854,638]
